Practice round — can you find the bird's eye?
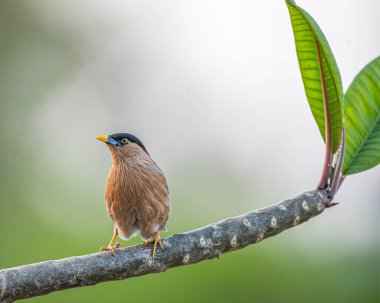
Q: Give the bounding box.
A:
[120,138,129,144]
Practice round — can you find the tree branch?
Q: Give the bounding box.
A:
[0,189,332,302]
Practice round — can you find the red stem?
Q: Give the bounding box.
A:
[316,40,333,190]
[329,127,346,198]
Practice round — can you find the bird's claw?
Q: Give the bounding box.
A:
[99,242,123,255]
[115,241,123,248]
[145,233,164,260]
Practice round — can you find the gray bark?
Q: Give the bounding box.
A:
[0,189,331,302]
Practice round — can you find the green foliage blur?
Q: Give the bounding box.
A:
[0,2,378,303]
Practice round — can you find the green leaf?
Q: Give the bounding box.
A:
[343,56,380,175]
[286,0,344,152]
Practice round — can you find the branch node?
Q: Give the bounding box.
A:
[324,201,339,208]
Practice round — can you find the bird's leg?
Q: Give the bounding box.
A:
[99,228,123,255]
[144,232,164,259]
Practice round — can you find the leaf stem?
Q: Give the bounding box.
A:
[328,127,345,198]
[316,40,333,190]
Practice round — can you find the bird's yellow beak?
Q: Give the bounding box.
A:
[96,135,108,143]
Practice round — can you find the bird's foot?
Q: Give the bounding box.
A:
[145,232,164,260]
[99,242,123,255]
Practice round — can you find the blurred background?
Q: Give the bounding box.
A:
[0,0,379,302]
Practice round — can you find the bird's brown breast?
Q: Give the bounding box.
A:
[105,143,170,240]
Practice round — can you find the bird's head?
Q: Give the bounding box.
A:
[96,133,149,156]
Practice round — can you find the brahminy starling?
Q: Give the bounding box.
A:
[96,133,170,258]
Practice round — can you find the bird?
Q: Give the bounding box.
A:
[96,133,170,259]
